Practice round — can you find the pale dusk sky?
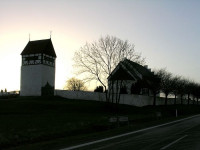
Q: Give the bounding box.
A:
[1,0,200,91]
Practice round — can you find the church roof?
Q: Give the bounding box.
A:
[122,59,155,80]
[108,59,160,87]
[21,39,56,57]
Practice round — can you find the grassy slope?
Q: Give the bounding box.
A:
[0,96,200,150]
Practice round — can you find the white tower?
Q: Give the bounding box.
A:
[20,39,56,96]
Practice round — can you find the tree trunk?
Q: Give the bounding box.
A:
[193,97,195,105]
[181,95,183,105]
[187,93,190,105]
[115,80,119,104]
[105,86,109,103]
[111,81,114,104]
[165,94,168,105]
[97,77,108,102]
[174,94,177,105]
[117,80,123,104]
[153,92,156,106]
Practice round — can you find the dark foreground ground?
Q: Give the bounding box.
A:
[0,96,200,150]
[72,115,200,150]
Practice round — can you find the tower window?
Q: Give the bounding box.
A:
[25,56,38,61]
[44,56,54,63]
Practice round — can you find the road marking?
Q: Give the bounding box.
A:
[60,114,200,150]
[146,124,197,149]
[176,124,197,135]
[160,135,188,150]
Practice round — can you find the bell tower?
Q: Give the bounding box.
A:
[20,39,56,96]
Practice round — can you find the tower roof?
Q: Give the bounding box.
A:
[21,39,56,57]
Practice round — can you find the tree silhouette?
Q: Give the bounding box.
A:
[73,35,145,92]
[94,86,104,92]
[171,75,181,105]
[177,78,187,104]
[64,78,87,91]
[155,69,173,105]
[185,80,194,105]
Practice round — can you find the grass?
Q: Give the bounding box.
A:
[0,96,200,150]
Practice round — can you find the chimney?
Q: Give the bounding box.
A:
[144,65,151,72]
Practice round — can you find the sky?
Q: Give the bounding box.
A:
[1,0,200,91]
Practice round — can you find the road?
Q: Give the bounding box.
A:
[61,115,200,150]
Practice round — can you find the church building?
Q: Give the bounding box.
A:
[20,39,56,96]
[108,58,160,96]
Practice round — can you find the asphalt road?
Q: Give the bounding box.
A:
[61,115,200,150]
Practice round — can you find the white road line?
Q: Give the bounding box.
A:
[60,114,200,150]
[146,124,197,149]
[160,135,188,150]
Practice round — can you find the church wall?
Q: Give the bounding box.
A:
[108,80,136,95]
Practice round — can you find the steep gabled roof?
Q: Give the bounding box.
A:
[21,39,56,57]
[108,59,159,87]
[108,65,137,81]
[122,59,155,81]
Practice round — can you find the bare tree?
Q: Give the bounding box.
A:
[155,69,173,105]
[64,77,87,91]
[94,86,104,92]
[171,75,181,105]
[191,83,199,105]
[195,85,200,105]
[147,75,161,106]
[185,79,195,105]
[73,35,145,92]
[177,78,187,105]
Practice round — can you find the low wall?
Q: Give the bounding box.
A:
[118,94,190,107]
[55,90,195,107]
[55,90,106,102]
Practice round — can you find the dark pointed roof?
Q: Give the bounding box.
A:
[122,59,155,80]
[21,39,56,57]
[108,59,160,87]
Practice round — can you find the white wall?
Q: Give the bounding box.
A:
[21,65,42,96]
[55,90,106,101]
[20,65,55,96]
[55,90,195,107]
[42,65,55,87]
